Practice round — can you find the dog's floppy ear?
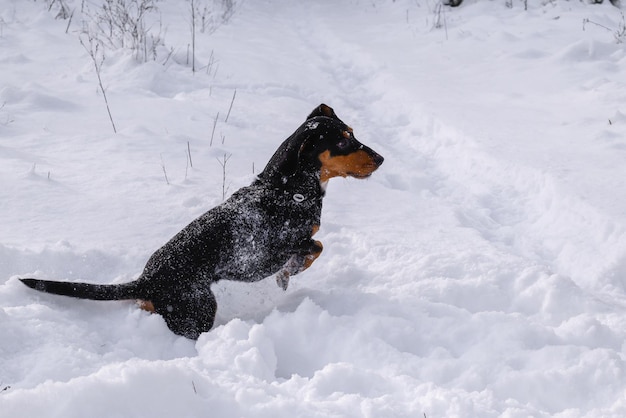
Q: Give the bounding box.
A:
[277,136,306,178]
[261,129,311,180]
[307,104,339,121]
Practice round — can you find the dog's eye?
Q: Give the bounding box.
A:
[337,137,350,149]
[337,130,353,149]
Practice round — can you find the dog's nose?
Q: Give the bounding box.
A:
[372,152,384,167]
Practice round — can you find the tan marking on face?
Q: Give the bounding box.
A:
[137,299,155,313]
[319,149,380,182]
[312,225,320,236]
[342,131,351,139]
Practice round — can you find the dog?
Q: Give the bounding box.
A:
[20,104,384,339]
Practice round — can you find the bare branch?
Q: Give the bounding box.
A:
[80,33,117,133]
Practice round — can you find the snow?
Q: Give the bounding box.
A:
[2,0,626,416]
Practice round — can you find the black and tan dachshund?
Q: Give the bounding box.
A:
[20,104,384,339]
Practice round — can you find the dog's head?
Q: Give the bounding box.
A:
[262,104,384,185]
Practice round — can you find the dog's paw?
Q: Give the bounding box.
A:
[276,254,306,290]
[275,270,290,291]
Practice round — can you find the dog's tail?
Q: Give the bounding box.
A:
[19,277,141,301]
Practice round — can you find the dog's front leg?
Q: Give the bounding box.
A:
[275,239,323,290]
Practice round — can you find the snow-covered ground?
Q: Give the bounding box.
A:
[2,0,626,416]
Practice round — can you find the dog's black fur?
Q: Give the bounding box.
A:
[20,104,384,339]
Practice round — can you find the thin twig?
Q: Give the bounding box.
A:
[217,153,232,200]
[65,9,74,34]
[190,0,196,72]
[583,15,626,43]
[443,4,448,41]
[583,18,613,33]
[160,154,170,185]
[163,47,175,66]
[80,34,117,134]
[225,90,236,123]
[206,50,214,75]
[187,141,193,168]
[210,112,219,146]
